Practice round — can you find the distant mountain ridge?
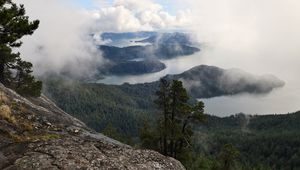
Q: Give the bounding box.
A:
[164,65,285,98]
[99,44,200,61]
[101,31,157,41]
[107,59,166,75]
[136,32,195,46]
[97,31,200,76]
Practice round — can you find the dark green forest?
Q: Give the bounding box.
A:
[43,78,300,169]
[191,113,300,169]
[43,77,158,137]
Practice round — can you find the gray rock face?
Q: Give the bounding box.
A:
[0,84,185,170]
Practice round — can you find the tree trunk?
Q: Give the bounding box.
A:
[163,98,168,155]
[16,70,23,88]
[174,143,178,158]
[0,63,5,84]
[159,136,163,154]
[170,92,176,157]
[163,126,167,155]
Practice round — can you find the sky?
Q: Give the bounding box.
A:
[75,0,113,9]
[75,0,179,13]
[11,0,300,115]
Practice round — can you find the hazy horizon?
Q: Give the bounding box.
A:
[14,0,300,116]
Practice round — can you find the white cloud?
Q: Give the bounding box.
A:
[115,0,162,13]
[92,6,145,32]
[184,0,300,78]
[91,0,191,32]
[14,0,104,77]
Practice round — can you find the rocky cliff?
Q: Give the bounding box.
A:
[0,84,185,170]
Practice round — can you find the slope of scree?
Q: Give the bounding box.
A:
[0,83,185,170]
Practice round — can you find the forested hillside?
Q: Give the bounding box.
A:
[43,65,285,136]
[43,77,158,138]
[191,113,300,169]
[43,76,300,169]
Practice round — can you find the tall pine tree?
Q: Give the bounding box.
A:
[169,80,190,158]
[141,79,206,160]
[0,0,42,96]
[155,78,171,155]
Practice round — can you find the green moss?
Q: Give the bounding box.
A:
[9,133,62,142]
[39,133,61,141]
[11,101,18,110]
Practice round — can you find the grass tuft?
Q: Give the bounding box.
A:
[0,105,17,124]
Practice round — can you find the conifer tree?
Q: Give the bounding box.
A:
[155,78,171,155]
[142,79,206,159]
[0,0,42,96]
[169,80,190,158]
[219,144,240,170]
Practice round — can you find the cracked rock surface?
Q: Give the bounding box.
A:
[0,84,185,170]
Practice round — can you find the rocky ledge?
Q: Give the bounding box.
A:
[0,84,185,170]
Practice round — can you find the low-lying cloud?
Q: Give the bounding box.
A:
[177,65,285,99]
[181,0,300,115]
[14,0,104,77]
[218,68,285,94]
[14,0,191,77]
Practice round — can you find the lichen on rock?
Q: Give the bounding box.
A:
[0,84,185,170]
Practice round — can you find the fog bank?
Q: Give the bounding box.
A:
[184,0,300,115]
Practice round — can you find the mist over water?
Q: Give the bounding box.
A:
[99,47,300,116]
[203,55,300,116]
[104,38,151,48]
[97,52,204,84]
[202,82,299,116]
[197,44,300,116]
